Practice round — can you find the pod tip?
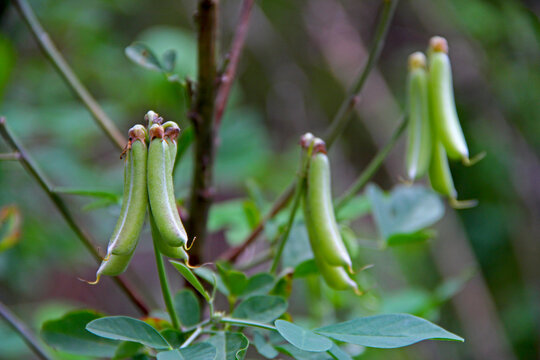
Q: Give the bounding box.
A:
[463,151,486,167]
[79,275,101,285]
[408,52,426,70]
[149,124,164,140]
[128,125,148,144]
[450,198,478,209]
[429,36,448,54]
[299,132,315,148]
[145,110,163,125]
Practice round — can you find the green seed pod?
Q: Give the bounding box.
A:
[428,140,457,199]
[149,209,188,259]
[406,52,431,180]
[108,125,148,256]
[304,145,352,270]
[162,121,180,167]
[428,36,469,162]
[147,124,188,247]
[93,252,135,283]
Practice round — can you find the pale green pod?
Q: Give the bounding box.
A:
[162,121,180,167]
[147,124,188,247]
[304,152,352,270]
[149,209,188,259]
[428,36,469,162]
[93,252,134,283]
[428,140,457,199]
[108,125,148,256]
[406,52,432,180]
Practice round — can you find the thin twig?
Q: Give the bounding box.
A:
[323,0,399,148]
[334,114,407,211]
[223,0,400,262]
[0,301,52,360]
[214,0,254,125]
[186,0,219,263]
[150,212,181,330]
[220,316,276,331]
[0,152,21,161]
[11,0,125,149]
[0,117,149,315]
[181,326,203,348]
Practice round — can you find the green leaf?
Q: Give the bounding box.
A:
[113,341,144,360]
[86,316,171,349]
[270,271,293,298]
[243,273,275,297]
[335,195,371,222]
[0,205,22,252]
[170,261,211,301]
[162,49,177,73]
[275,344,332,360]
[242,199,261,229]
[282,223,314,269]
[209,200,252,245]
[274,320,333,352]
[233,295,287,323]
[217,263,248,296]
[41,310,119,357]
[366,184,444,243]
[208,332,249,360]
[328,343,353,360]
[125,42,163,71]
[157,342,217,360]
[52,186,120,201]
[253,331,278,359]
[294,259,318,278]
[387,229,435,246]
[174,289,201,327]
[192,267,229,297]
[315,314,464,348]
[160,329,186,349]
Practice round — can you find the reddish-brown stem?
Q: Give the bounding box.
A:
[214,0,254,126]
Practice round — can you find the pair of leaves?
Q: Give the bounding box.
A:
[274,314,463,353]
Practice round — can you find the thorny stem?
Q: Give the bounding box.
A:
[223,0,399,262]
[0,301,52,360]
[270,149,312,273]
[214,0,254,125]
[151,213,181,330]
[323,0,399,148]
[11,0,125,150]
[186,0,219,264]
[0,117,149,315]
[334,114,407,211]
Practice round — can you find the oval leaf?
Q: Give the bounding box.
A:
[157,342,217,360]
[208,332,249,360]
[315,313,464,348]
[233,295,287,323]
[274,320,332,353]
[41,310,119,357]
[125,42,162,71]
[174,289,200,327]
[170,261,211,301]
[86,316,170,349]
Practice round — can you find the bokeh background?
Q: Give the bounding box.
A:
[0,0,539,359]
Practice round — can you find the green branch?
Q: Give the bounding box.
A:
[0,117,149,315]
[11,0,125,149]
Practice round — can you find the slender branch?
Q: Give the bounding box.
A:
[334,114,407,211]
[214,0,254,125]
[220,316,276,331]
[151,212,181,330]
[323,0,399,148]
[0,117,149,315]
[11,0,125,149]
[0,301,52,360]
[186,0,219,264]
[181,326,202,348]
[0,152,21,161]
[223,0,399,262]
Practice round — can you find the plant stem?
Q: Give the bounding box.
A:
[270,149,312,273]
[11,0,125,150]
[214,0,254,125]
[0,152,21,161]
[323,0,399,148]
[150,212,181,330]
[0,301,52,360]
[181,326,202,348]
[334,114,407,211]
[222,0,399,262]
[186,0,219,264]
[0,117,149,315]
[220,317,276,331]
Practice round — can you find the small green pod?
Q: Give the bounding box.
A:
[149,209,188,259]
[162,121,180,167]
[304,150,352,270]
[428,36,469,162]
[406,52,431,180]
[147,124,188,247]
[428,140,457,199]
[93,252,134,283]
[108,125,148,256]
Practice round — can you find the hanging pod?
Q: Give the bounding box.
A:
[405,52,432,180]
[428,36,469,163]
[147,124,188,247]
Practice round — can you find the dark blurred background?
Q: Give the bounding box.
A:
[0,0,539,359]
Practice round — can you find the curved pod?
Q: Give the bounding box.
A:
[149,209,188,259]
[429,140,457,199]
[406,52,431,180]
[108,125,148,256]
[304,152,352,270]
[147,125,188,247]
[428,37,469,161]
[95,252,134,283]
